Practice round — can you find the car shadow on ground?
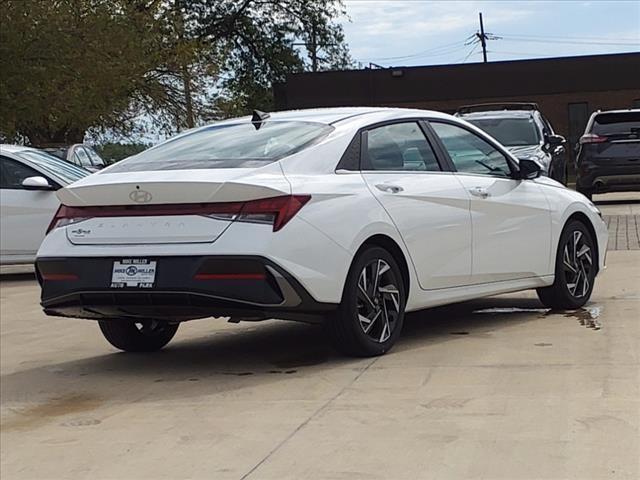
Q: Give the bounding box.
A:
[0,296,550,412]
[594,199,640,206]
[0,272,37,282]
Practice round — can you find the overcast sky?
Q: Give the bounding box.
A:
[340,0,640,67]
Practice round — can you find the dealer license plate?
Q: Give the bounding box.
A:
[111,259,156,288]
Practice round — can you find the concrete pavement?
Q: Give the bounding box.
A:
[1,202,639,479]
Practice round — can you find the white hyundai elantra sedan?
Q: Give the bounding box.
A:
[35,107,607,356]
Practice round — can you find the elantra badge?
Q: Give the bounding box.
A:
[129,189,152,203]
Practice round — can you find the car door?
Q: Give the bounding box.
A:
[0,156,60,263]
[361,121,472,290]
[428,121,552,284]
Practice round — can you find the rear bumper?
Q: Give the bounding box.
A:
[36,256,336,324]
[576,160,640,192]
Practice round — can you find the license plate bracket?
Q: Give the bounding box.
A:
[111,259,156,288]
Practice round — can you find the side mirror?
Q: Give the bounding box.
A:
[21,176,55,191]
[546,134,565,147]
[517,158,542,180]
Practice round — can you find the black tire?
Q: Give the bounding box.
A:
[98,320,179,352]
[537,220,597,310]
[325,246,406,357]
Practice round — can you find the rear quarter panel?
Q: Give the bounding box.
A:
[284,170,423,310]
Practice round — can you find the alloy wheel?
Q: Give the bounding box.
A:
[563,230,593,298]
[356,259,401,343]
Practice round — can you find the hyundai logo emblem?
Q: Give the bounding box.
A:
[129,189,152,203]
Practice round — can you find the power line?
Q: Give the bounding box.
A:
[487,50,563,58]
[363,38,472,62]
[497,32,640,43]
[354,13,639,69]
[459,43,480,63]
[498,36,639,47]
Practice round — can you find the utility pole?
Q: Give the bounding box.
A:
[293,17,337,72]
[477,12,488,63]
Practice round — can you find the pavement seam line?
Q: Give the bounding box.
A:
[240,357,378,480]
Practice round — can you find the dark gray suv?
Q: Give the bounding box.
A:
[575,109,640,200]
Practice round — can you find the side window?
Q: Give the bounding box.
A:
[0,157,41,189]
[74,147,92,167]
[86,147,105,167]
[365,122,441,172]
[431,122,512,178]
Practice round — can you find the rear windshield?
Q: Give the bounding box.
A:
[465,117,540,146]
[592,112,640,135]
[108,121,334,172]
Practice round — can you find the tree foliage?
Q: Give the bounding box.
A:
[0,0,159,143]
[0,0,352,145]
[96,142,151,163]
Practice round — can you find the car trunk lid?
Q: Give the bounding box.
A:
[57,165,291,245]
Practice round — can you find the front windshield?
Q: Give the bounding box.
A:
[17,150,89,184]
[108,120,334,172]
[467,117,540,147]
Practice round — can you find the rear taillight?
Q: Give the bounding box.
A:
[237,195,311,232]
[47,206,91,234]
[46,195,311,234]
[579,133,608,144]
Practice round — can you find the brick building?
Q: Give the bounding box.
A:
[274,52,640,160]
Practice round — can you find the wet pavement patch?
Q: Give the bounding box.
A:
[473,307,550,315]
[568,307,602,330]
[534,343,553,347]
[449,331,469,335]
[549,306,603,330]
[2,394,101,431]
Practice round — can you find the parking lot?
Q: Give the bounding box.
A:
[1,194,639,480]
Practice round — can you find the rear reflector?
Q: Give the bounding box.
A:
[47,195,311,233]
[41,273,79,281]
[579,134,608,144]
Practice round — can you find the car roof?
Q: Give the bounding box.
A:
[215,107,455,126]
[458,110,535,120]
[592,108,640,116]
[0,144,39,154]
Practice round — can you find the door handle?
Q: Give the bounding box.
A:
[375,184,403,193]
[469,186,490,198]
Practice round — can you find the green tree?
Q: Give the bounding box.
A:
[96,142,151,163]
[0,0,352,144]
[0,0,161,144]
[195,0,353,117]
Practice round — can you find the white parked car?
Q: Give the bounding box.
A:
[1,145,89,265]
[35,108,608,356]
